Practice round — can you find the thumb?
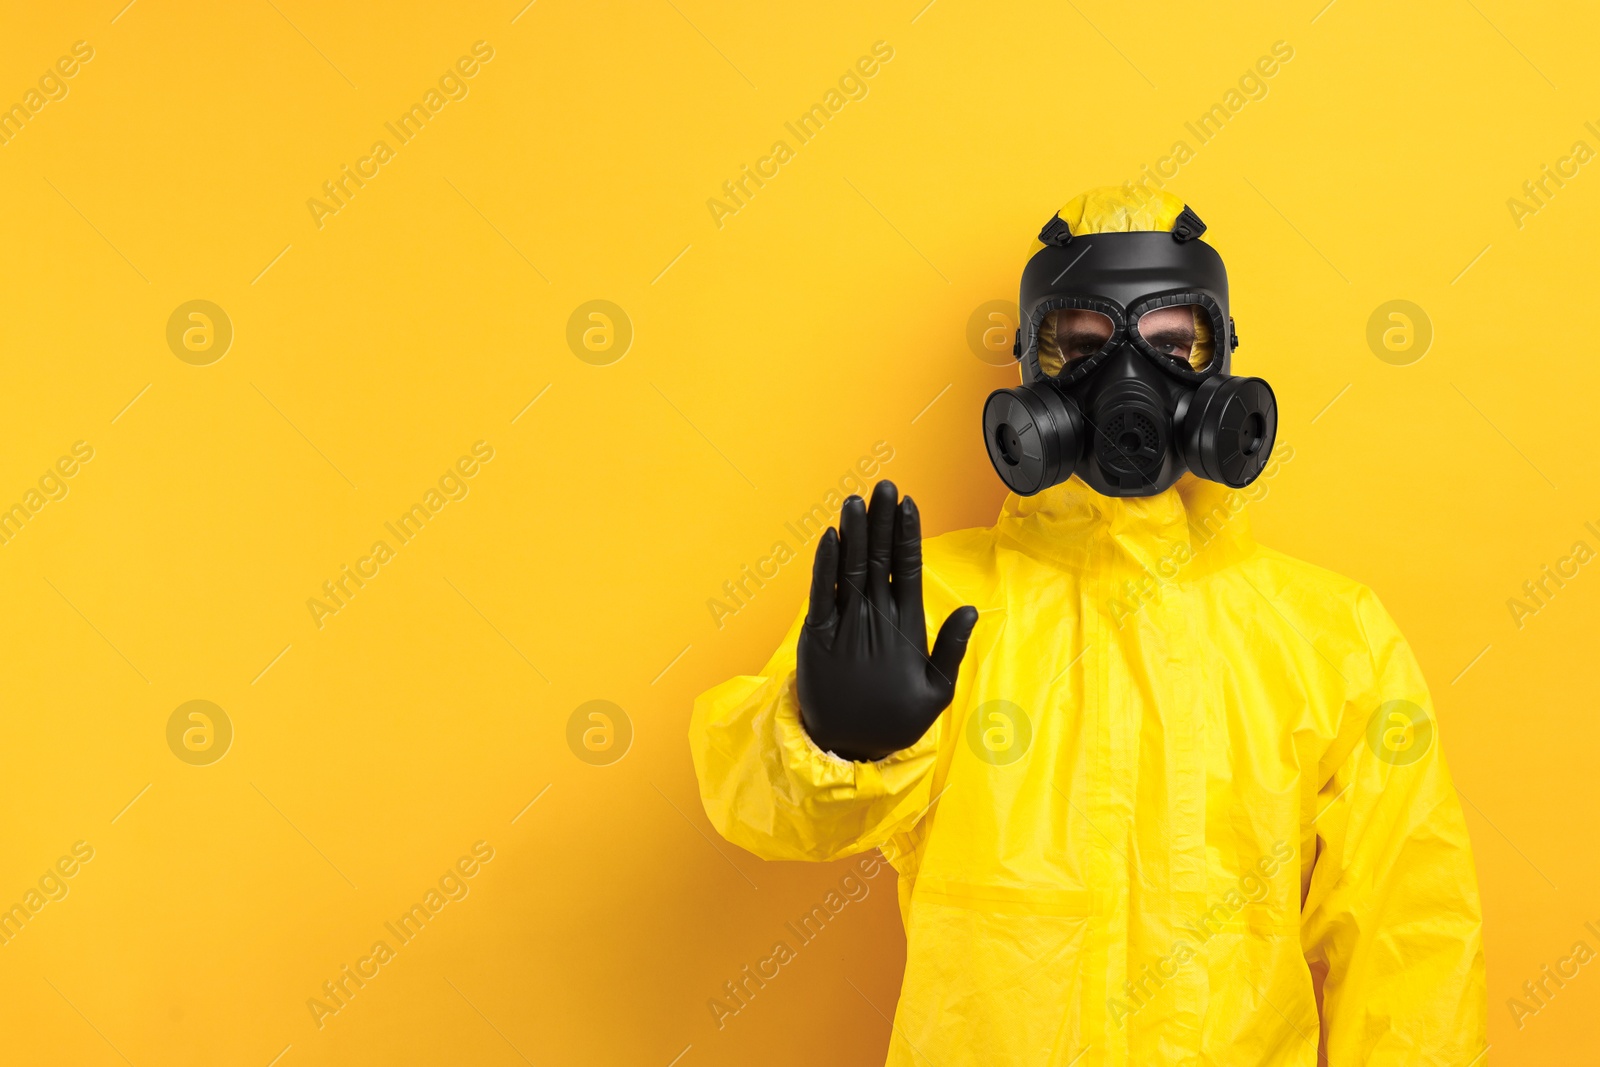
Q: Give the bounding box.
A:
[927,605,980,694]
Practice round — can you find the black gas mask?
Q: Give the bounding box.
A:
[982,207,1277,497]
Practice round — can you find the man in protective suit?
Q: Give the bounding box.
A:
[689,187,1486,1065]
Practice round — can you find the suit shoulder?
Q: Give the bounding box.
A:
[1231,544,1386,645]
[1242,544,1368,598]
[921,524,1001,608]
[923,524,996,560]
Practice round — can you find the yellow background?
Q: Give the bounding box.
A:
[1,0,1595,1063]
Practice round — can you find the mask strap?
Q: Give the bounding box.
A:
[1171,206,1206,242]
[1037,214,1073,247]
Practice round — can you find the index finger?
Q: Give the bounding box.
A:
[892,495,927,646]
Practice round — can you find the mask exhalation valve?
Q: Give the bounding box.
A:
[1089,377,1169,493]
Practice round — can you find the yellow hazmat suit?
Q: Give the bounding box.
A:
[689,189,1486,1065]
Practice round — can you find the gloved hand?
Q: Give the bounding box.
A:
[797,479,981,761]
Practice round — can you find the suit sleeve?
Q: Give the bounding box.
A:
[688,604,943,863]
[1301,587,1487,1064]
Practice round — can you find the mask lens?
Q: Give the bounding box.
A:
[1135,303,1215,371]
[1037,308,1115,378]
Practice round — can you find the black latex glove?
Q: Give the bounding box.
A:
[796,480,981,762]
